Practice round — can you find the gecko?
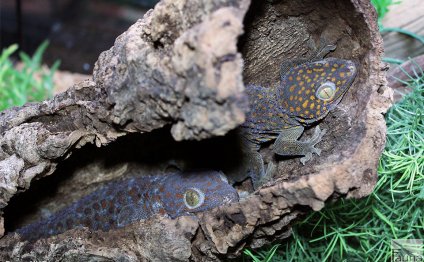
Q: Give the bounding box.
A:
[239,43,357,188]
[14,170,239,241]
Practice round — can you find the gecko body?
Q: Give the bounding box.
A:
[240,44,357,187]
[15,170,239,241]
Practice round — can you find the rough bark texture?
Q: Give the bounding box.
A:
[0,0,392,261]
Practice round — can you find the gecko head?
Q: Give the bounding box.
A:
[279,58,357,124]
[160,170,239,218]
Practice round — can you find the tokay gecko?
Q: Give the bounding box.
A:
[15,170,239,241]
[240,43,357,187]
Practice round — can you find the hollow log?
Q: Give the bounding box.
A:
[0,0,392,261]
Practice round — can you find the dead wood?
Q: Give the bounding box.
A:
[0,0,392,261]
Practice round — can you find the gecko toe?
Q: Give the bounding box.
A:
[300,152,312,165]
[314,147,322,156]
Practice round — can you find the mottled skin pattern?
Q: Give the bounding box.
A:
[240,44,357,188]
[16,170,239,241]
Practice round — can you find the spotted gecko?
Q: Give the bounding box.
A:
[240,43,357,187]
[15,170,239,241]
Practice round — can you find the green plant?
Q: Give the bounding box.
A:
[243,245,281,262]
[0,41,60,111]
[243,62,423,261]
[371,0,401,21]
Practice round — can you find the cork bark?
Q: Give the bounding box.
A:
[0,0,392,261]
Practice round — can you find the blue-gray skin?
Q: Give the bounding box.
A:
[239,44,357,188]
[15,170,239,241]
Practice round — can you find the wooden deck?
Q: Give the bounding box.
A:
[382,0,424,61]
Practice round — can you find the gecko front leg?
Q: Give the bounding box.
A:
[272,125,326,165]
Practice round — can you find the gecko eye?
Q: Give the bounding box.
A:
[316,81,336,101]
[184,188,205,209]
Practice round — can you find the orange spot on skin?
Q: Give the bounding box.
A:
[289,96,293,101]
[289,85,296,92]
[296,76,301,81]
[337,81,341,85]
[334,63,339,67]
[339,72,345,78]
[93,203,100,211]
[307,78,311,83]
[302,101,308,108]
[301,86,306,91]
[331,77,336,82]
[175,193,183,199]
[296,107,301,112]
[290,107,294,112]
[331,68,336,72]
[307,69,312,74]
[289,76,293,81]
[310,95,315,100]
[310,103,315,109]
[299,97,303,101]
[306,90,311,95]
[321,72,326,76]
[298,90,302,95]
[299,81,304,86]
[309,114,314,118]
[317,104,321,109]
[316,110,321,115]
[298,69,304,73]
[324,63,329,67]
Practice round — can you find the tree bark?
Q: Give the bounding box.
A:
[0,0,392,261]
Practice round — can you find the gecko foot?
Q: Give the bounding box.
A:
[300,125,327,165]
[255,161,277,187]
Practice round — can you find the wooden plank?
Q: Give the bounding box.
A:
[382,0,424,61]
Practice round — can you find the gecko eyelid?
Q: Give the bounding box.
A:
[316,81,336,101]
[183,188,205,209]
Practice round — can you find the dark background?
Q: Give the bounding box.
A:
[1,0,159,73]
